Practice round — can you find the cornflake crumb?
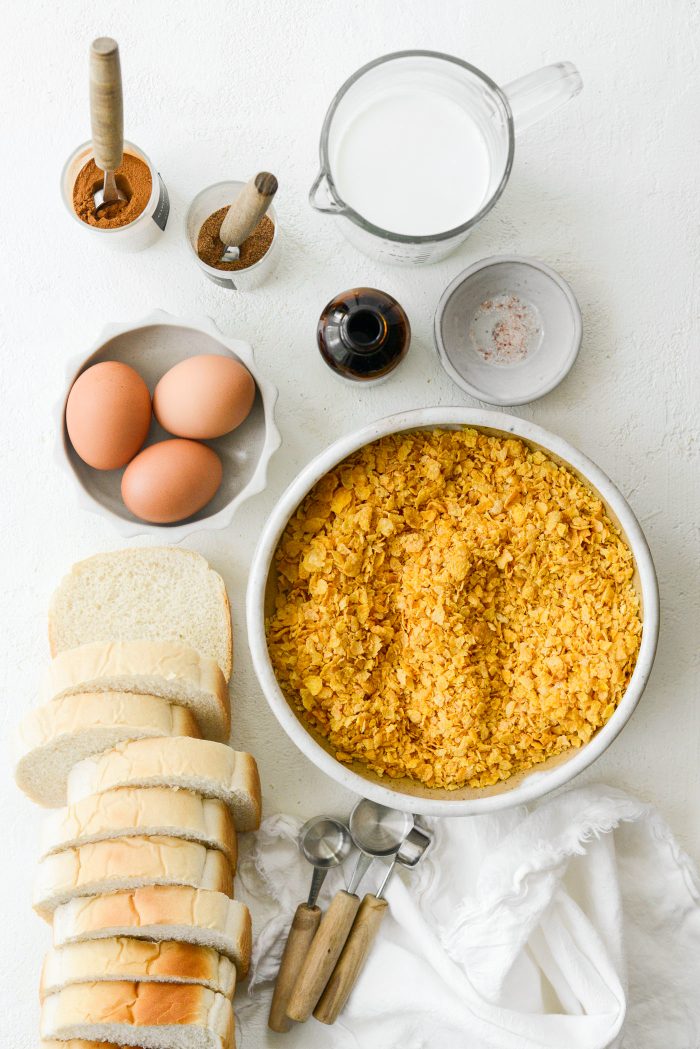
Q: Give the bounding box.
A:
[266,429,642,790]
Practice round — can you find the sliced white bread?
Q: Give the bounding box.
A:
[53,886,251,977]
[40,937,236,999]
[14,693,201,807]
[67,737,261,832]
[49,547,232,681]
[40,981,234,1049]
[41,1042,138,1048]
[40,641,230,742]
[34,836,233,921]
[41,787,236,867]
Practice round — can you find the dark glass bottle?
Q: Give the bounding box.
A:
[317,287,411,385]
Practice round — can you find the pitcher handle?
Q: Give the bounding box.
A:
[502,61,583,134]
[309,170,348,215]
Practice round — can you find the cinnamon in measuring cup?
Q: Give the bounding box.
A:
[73,152,152,228]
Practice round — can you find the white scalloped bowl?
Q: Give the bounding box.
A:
[56,310,281,542]
[247,408,659,817]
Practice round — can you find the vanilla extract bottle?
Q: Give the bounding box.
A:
[317,287,411,385]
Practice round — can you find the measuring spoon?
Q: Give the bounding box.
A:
[90,38,128,214]
[268,816,351,1033]
[314,825,432,1024]
[285,800,413,1023]
[219,172,278,262]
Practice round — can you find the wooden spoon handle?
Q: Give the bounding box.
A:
[285,889,360,1023]
[219,172,278,247]
[90,37,123,172]
[268,902,321,1033]
[313,894,388,1025]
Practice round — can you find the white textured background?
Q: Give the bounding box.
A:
[1,1,698,1045]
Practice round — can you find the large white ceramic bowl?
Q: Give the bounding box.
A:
[247,408,659,816]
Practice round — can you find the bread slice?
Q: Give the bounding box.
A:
[15,693,201,807]
[34,836,233,921]
[42,788,236,867]
[41,981,234,1049]
[53,886,251,977]
[49,547,232,681]
[67,738,261,832]
[40,937,236,999]
[41,1042,138,1048]
[40,641,230,742]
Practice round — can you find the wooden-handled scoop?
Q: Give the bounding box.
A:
[219,172,278,262]
[267,816,351,1033]
[284,878,366,1023]
[90,37,128,213]
[313,825,432,1025]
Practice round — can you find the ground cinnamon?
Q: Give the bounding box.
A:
[197,208,274,271]
[73,152,152,229]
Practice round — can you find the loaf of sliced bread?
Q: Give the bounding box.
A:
[41,787,236,866]
[53,886,251,977]
[40,641,230,742]
[40,981,234,1049]
[49,548,232,680]
[34,836,233,921]
[15,694,201,807]
[67,738,261,832]
[40,937,236,999]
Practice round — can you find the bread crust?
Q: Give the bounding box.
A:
[67,738,261,832]
[53,886,251,977]
[41,641,230,742]
[41,788,237,867]
[40,937,236,999]
[48,547,233,681]
[34,836,234,921]
[40,981,234,1048]
[14,694,202,807]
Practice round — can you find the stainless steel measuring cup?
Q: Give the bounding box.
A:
[268,817,352,1032]
[310,50,582,265]
[285,800,413,1023]
[314,825,432,1024]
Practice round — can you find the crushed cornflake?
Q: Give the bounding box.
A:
[266,429,642,790]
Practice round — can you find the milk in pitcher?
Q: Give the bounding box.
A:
[332,86,491,237]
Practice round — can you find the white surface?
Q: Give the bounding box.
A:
[0,2,697,1046]
[247,407,659,817]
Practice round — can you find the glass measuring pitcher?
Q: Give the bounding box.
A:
[309,51,582,265]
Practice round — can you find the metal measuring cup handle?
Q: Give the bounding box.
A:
[268,818,351,1033]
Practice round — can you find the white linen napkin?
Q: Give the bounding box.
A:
[235,784,700,1049]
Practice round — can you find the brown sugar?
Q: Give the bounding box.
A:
[197,208,274,271]
[73,152,152,229]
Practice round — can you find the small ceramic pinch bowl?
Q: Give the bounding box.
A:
[56,309,280,542]
[435,255,582,405]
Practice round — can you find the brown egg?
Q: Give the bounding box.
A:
[66,361,152,470]
[121,439,223,523]
[153,354,256,439]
